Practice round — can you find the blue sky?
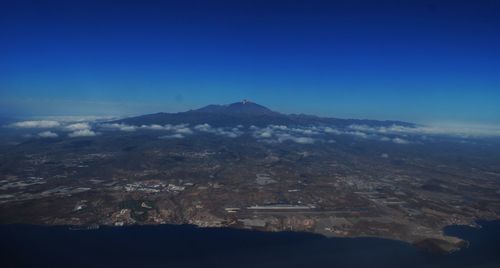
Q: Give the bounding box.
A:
[1,0,499,125]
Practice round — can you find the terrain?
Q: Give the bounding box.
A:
[1,101,499,253]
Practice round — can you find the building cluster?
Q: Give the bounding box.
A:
[124,181,187,193]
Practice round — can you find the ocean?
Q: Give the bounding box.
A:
[1,221,499,268]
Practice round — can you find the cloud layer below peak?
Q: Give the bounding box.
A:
[6,116,500,144]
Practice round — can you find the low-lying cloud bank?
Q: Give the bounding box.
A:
[348,124,500,138]
[65,123,91,131]
[100,123,322,144]
[38,131,58,138]
[7,116,110,138]
[12,120,61,128]
[250,124,415,144]
[101,122,245,139]
[68,129,98,137]
[252,125,318,144]
[7,117,500,144]
[194,124,244,138]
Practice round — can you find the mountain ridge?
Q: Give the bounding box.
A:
[113,100,415,127]
[189,100,278,116]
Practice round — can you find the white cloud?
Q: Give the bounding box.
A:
[193,124,242,138]
[270,125,288,130]
[159,134,184,139]
[194,123,212,132]
[392,137,410,144]
[120,125,137,132]
[11,120,61,128]
[275,133,316,144]
[101,123,137,132]
[172,123,189,129]
[100,122,197,137]
[251,126,318,144]
[141,124,165,130]
[291,128,320,135]
[65,123,91,131]
[291,137,315,144]
[213,128,242,138]
[38,131,58,138]
[323,127,342,135]
[223,130,242,138]
[68,129,98,137]
[258,131,273,138]
[345,131,369,139]
[175,127,193,135]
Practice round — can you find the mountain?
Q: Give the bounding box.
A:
[114,100,415,127]
[193,100,278,116]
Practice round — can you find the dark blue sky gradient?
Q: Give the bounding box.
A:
[1,0,499,124]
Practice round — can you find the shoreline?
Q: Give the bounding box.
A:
[5,219,500,254]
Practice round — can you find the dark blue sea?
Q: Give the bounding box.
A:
[1,221,499,268]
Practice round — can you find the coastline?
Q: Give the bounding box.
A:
[7,218,499,254]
